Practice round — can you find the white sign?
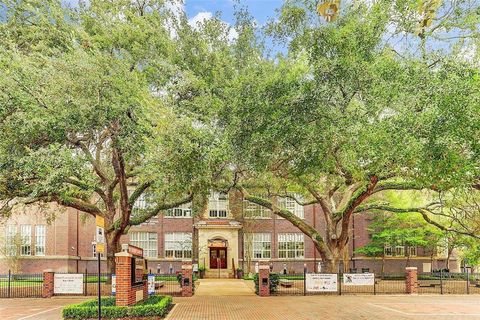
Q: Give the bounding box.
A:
[343,273,375,286]
[193,264,198,272]
[54,274,84,294]
[111,274,116,295]
[306,273,337,292]
[148,274,155,295]
[255,262,259,274]
[96,226,105,244]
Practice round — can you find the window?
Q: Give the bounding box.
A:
[35,225,46,256]
[132,193,153,210]
[5,225,17,256]
[278,233,304,259]
[384,244,392,257]
[130,232,158,258]
[243,196,271,219]
[395,245,405,257]
[408,246,417,257]
[277,194,304,219]
[165,232,192,259]
[165,203,192,218]
[92,242,104,258]
[209,192,228,218]
[20,225,31,256]
[244,233,271,259]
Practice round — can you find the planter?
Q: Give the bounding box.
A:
[236,270,244,279]
[199,270,205,279]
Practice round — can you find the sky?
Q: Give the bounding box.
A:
[184,0,282,26]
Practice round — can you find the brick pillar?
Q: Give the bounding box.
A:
[181,260,193,297]
[405,267,418,294]
[258,261,270,297]
[116,252,133,306]
[42,269,54,298]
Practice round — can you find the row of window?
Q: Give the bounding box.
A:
[128,232,306,260]
[5,225,46,256]
[384,245,417,257]
[134,192,305,220]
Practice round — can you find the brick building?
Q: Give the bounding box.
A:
[0,191,459,276]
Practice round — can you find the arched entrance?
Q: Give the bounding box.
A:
[208,238,228,269]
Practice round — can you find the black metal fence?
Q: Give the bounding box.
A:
[151,273,182,296]
[267,269,480,296]
[0,270,43,298]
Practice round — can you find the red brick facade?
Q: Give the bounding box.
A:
[0,192,460,275]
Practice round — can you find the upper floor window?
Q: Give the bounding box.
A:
[130,232,158,258]
[165,232,192,259]
[243,195,271,219]
[209,192,228,218]
[20,225,31,256]
[278,233,304,259]
[5,225,17,256]
[165,203,192,218]
[244,233,271,259]
[395,245,405,257]
[132,193,151,210]
[408,246,417,257]
[35,225,46,256]
[277,194,304,219]
[384,244,393,257]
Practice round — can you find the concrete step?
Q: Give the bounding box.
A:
[204,270,234,278]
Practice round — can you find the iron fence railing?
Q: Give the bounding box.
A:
[259,268,480,296]
[0,270,43,298]
[151,273,182,296]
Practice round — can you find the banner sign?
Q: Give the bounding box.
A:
[148,274,155,295]
[95,215,105,252]
[306,273,338,292]
[111,274,116,295]
[343,273,375,286]
[54,274,84,294]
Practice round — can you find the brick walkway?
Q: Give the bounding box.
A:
[195,279,255,296]
[0,297,90,320]
[166,295,480,320]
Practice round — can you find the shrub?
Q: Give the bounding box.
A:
[62,295,172,319]
[253,273,280,294]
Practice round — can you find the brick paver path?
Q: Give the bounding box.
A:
[167,295,480,320]
[195,279,255,296]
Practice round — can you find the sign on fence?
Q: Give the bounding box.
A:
[54,274,84,294]
[306,273,338,292]
[112,274,116,295]
[343,273,375,286]
[148,274,155,295]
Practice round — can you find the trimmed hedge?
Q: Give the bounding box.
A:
[62,295,172,319]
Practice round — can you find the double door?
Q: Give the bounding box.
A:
[210,248,227,269]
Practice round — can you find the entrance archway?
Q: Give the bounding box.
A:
[208,238,228,270]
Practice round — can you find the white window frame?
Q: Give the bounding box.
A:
[408,246,417,257]
[278,233,304,259]
[208,192,228,218]
[132,193,154,210]
[395,245,405,257]
[165,203,192,218]
[244,233,271,259]
[243,197,271,219]
[164,232,192,259]
[35,225,46,256]
[384,244,393,257]
[5,225,17,256]
[20,225,31,256]
[277,194,304,219]
[130,232,158,258]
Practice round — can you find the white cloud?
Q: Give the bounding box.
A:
[188,11,238,43]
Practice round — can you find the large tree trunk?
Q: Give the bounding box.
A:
[106,230,122,281]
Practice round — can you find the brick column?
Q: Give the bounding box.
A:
[42,269,54,298]
[181,260,193,297]
[258,261,270,297]
[405,267,418,294]
[116,252,134,306]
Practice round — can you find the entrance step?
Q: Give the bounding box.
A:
[205,270,234,279]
